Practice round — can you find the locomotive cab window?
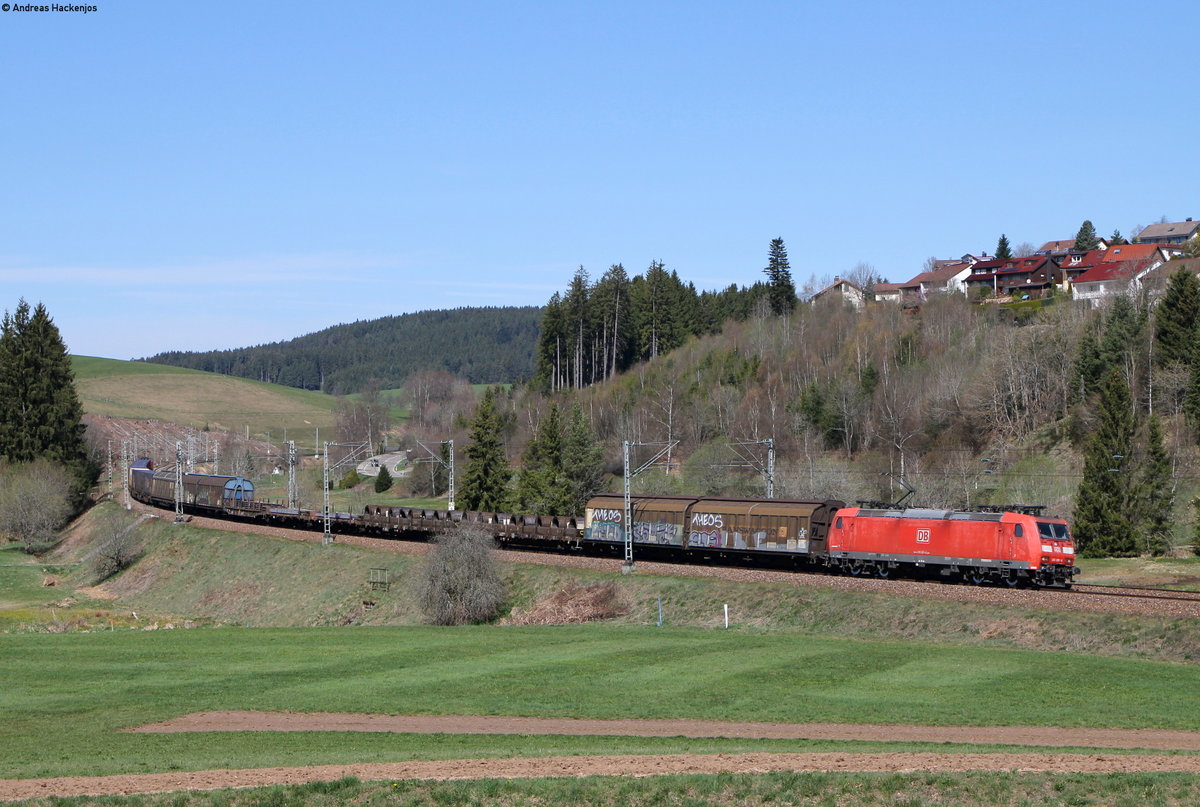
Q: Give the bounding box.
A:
[835,517,843,529]
[1037,521,1069,541]
[1013,524,1022,537]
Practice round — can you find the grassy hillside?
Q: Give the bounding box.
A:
[72,355,340,435]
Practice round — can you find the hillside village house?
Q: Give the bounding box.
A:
[962,255,1059,299]
[821,217,1197,311]
[811,277,866,309]
[1136,219,1200,245]
[1072,244,1184,305]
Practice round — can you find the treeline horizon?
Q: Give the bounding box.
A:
[139,306,542,395]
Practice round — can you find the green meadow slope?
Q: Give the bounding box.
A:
[72,355,340,435]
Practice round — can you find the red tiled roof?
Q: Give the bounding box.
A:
[1074,258,1154,285]
[1102,243,1162,262]
[927,261,970,282]
[996,256,1052,274]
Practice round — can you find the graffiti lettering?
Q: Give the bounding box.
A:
[632,521,680,545]
[592,508,623,523]
[690,512,724,529]
[689,529,721,548]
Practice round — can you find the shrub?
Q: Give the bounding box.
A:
[416,524,506,625]
[86,510,142,582]
[339,469,362,489]
[0,460,74,552]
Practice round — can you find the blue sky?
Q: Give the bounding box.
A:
[2,0,1196,361]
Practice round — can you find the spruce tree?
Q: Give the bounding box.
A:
[515,402,567,515]
[1109,229,1127,246]
[0,300,93,500]
[763,237,796,316]
[561,404,605,516]
[1074,220,1100,251]
[374,464,393,493]
[1153,267,1200,367]
[1098,294,1144,388]
[1184,324,1200,435]
[1072,368,1138,557]
[1072,315,1104,401]
[458,387,512,511]
[1136,416,1174,555]
[995,234,1013,262]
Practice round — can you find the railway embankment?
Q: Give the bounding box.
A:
[3,502,1197,665]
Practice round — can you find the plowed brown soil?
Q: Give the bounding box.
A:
[7,712,1200,801]
[7,752,1200,801]
[129,711,1200,751]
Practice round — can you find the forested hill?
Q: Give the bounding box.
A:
[140,306,542,394]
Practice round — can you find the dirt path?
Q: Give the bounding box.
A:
[7,752,1200,801]
[129,711,1200,752]
[8,712,1200,801]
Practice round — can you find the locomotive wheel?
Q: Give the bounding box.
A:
[1003,573,1020,588]
[969,571,988,585]
[875,564,890,579]
[848,561,864,576]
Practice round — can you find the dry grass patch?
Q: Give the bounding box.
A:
[506,582,629,625]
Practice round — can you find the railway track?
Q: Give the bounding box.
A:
[1072,584,1200,603]
[127,498,1200,621]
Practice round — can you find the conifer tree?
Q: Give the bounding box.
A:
[1073,368,1138,557]
[515,402,567,515]
[561,404,605,516]
[1184,325,1200,435]
[763,238,796,316]
[0,300,93,500]
[374,464,393,493]
[458,387,511,511]
[1072,315,1103,401]
[1098,294,1144,390]
[1109,229,1128,246]
[1153,267,1200,367]
[533,292,566,391]
[1136,416,1174,555]
[995,234,1013,262]
[1073,220,1100,251]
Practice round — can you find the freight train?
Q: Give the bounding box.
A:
[129,460,1079,588]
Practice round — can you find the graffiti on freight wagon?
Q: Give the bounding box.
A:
[586,517,683,545]
[688,525,810,552]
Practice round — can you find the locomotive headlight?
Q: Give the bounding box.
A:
[1062,546,1075,555]
[1041,544,1053,553]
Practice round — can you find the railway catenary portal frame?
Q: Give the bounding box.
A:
[322,441,371,545]
[622,441,677,571]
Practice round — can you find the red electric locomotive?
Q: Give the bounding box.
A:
[827,505,1077,587]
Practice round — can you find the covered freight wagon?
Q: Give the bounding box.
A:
[582,494,842,559]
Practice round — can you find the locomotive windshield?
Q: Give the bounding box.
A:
[1036,521,1070,541]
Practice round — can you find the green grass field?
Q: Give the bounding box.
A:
[2,623,1200,781]
[6,508,1200,801]
[72,355,340,436]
